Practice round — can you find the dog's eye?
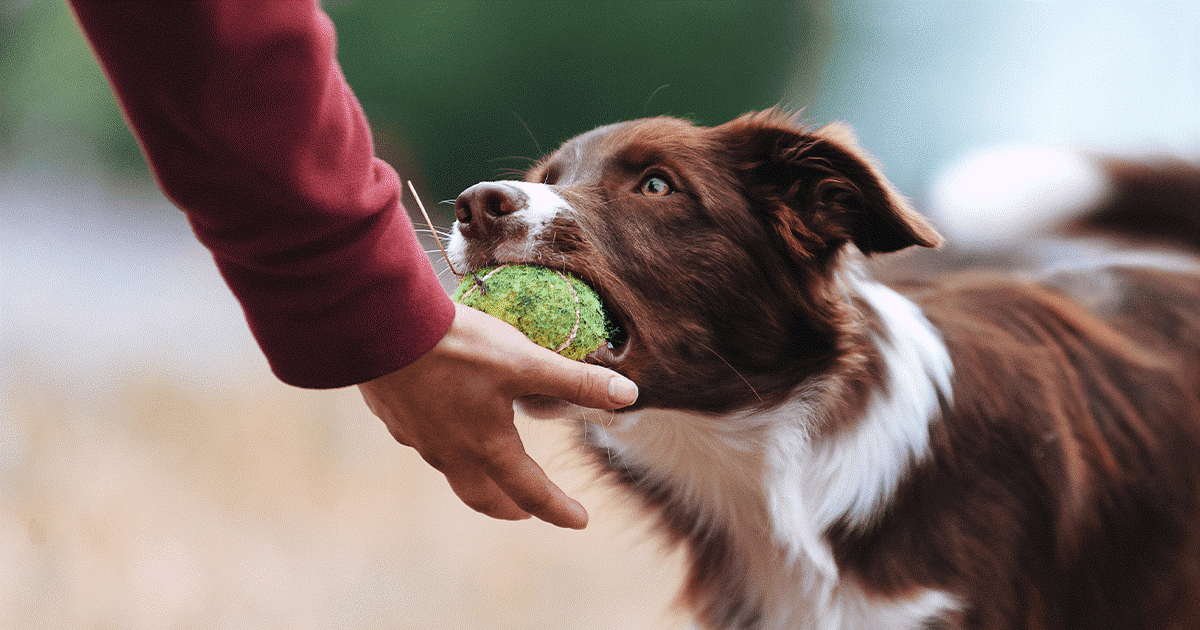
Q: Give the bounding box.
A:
[640,176,672,197]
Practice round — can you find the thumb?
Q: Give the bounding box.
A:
[521,350,639,410]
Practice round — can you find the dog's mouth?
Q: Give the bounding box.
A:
[583,304,632,367]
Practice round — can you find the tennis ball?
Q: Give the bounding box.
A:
[452,265,618,361]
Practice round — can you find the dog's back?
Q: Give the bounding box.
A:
[1068,157,1200,254]
[861,272,1200,628]
[855,156,1200,629]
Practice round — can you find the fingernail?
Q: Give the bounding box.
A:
[608,376,639,406]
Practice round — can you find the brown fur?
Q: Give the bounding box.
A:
[454,109,1200,629]
[1066,158,1200,253]
[834,272,1200,629]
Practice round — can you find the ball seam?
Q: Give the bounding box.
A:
[552,270,583,354]
[458,265,509,301]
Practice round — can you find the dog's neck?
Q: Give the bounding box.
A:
[587,271,958,629]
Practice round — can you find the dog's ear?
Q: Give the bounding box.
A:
[806,122,943,254]
[715,111,941,262]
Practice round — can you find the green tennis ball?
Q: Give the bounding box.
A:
[452,265,618,361]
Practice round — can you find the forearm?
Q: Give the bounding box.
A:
[69,0,454,388]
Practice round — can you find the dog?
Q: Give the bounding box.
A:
[446,109,1200,630]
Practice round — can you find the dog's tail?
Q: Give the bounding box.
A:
[1064,158,1200,253]
[930,147,1200,253]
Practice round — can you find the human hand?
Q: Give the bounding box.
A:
[357,302,639,529]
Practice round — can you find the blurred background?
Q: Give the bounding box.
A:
[2,1,1197,628]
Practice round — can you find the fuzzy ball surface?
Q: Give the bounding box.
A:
[451,265,617,361]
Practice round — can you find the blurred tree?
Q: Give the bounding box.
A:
[0,0,830,219]
[0,0,142,173]
[328,0,831,219]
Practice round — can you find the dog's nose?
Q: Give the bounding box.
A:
[454,182,523,239]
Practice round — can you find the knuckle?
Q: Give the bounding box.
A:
[575,368,602,404]
[511,493,549,515]
[464,495,506,517]
[477,433,517,462]
[418,448,452,472]
[384,425,415,448]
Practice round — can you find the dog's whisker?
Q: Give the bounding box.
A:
[695,341,763,404]
[415,228,454,238]
[513,113,543,158]
[407,180,458,277]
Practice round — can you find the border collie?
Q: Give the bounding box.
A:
[446,109,1200,630]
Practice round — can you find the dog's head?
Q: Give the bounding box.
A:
[448,109,941,412]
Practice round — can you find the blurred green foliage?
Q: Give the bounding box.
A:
[1,0,830,216]
[327,1,830,207]
[0,0,142,172]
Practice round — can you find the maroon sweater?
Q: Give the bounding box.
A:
[69,0,455,388]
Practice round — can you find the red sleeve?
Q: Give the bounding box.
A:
[68,0,455,388]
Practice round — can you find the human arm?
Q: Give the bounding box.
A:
[68,0,450,387]
[68,0,638,528]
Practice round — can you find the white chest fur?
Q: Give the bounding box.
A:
[588,276,959,630]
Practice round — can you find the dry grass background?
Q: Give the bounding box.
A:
[2,367,689,630]
[0,173,688,630]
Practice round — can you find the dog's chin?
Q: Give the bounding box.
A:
[514,395,579,420]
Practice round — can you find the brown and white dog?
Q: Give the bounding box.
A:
[446,109,1200,630]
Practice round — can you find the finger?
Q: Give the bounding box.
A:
[481,439,589,530]
[441,464,532,522]
[521,353,639,410]
[459,303,638,409]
